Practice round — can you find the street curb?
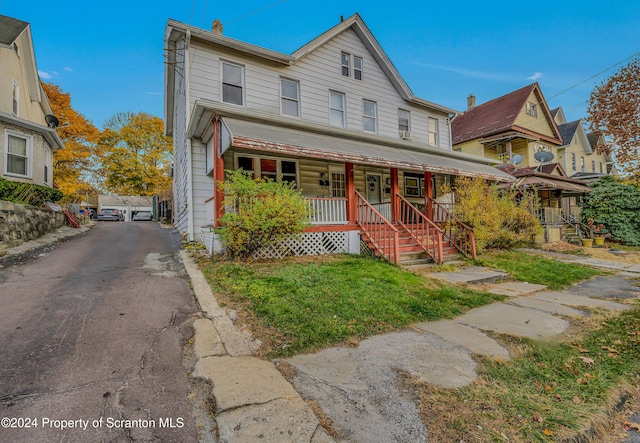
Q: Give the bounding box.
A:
[179,250,336,443]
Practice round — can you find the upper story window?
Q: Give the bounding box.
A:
[5,131,32,178]
[353,56,363,81]
[341,52,350,77]
[341,52,363,81]
[12,82,19,116]
[571,153,576,171]
[398,109,410,136]
[362,100,377,133]
[591,159,596,173]
[600,162,603,174]
[280,78,300,117]
[329,91,346,127]
[222,61,244,106]
[525,101,537,117]
[428,117,439,146]
[581,156,586,172]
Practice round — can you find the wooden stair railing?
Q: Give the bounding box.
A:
[355,190,400,264]
[396,194,444,264]
[427,198,477,259]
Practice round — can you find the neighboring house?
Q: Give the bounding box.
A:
[164,14,514,263]
[0,14,64,187]
[552,107,613,180]
[452,83,593,244]
[98,195,153,222]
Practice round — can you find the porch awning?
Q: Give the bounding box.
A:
[502,175,592,193]
[222,118,515,182]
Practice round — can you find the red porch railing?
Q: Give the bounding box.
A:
[427,198,477,259]
[397,194,444,264]
[355,190,400,264]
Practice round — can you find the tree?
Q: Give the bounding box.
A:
[217,170,309,260]
[587,56,640,184]
[42,82,100,200]
[581,175,640,246]
[98,112,172,196]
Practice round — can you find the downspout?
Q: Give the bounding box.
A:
[185,28,195,241]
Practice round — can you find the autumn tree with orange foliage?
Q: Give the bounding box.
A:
[587,56,640,184]
[98,112,172,196]
[42,82,100,200]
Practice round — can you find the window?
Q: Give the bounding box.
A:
[44,147,51,185]
[354,56,363,80]
[581,156,585,172]
[12,82,18,116]
[591,160,596,173]
[398,109,410,133]
[571,153,576,171]
[5,132,31,177]
[222,61,244,105]
[428,117,439,146]
[404,176,420,197]
[340,52,362,80]
[600,162,603,174]
[525,101,537,117]
[329,91,346,127]
[362,100,377,133]
[330,171,346,198]
[280,78,300,117]
[341,52,350,77]
[235,155,298,187]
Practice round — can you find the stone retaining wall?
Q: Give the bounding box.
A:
[0,200,67,251]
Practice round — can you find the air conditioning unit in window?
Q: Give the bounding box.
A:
[400,130,411,140]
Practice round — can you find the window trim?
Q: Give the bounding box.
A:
[341,52,350,77]
[362,99,377,133]
[329,166,346,198]
[525,101,537,117]
[233,153,299,187]
[221,60,245,106]
[428,117,439,146]
[12,81,19,116]
[571,153,576,171]
[353,56,363,81]
[329,90,346,127]
[280,77,300,118]
[4,130,33,178]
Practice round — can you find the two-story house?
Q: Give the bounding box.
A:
[0,14,64,188]
[164,14,514,263]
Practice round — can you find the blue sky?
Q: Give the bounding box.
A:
[2,1,639,129]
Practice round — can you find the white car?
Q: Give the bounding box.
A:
[133,211,153,221]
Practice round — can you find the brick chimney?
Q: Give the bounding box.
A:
[212,19,223,35]
[467,94,476,110]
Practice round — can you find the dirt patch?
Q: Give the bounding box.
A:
[586,247,640,265]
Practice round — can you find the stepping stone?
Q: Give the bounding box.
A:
[416,319,509,359]
[531,291,632,311]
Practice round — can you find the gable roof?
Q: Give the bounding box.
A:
[0,15,28,46]
[498,162,592,192]
[557,120,580,146]
[451,83,563,146]
[164,13,456,130]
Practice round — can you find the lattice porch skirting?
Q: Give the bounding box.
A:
[199,228,361,258]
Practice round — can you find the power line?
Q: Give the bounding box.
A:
[547,51,640,100]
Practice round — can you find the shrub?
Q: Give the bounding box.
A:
[0,178,63,206]
[217,170,309,260]
[448,177,541,252]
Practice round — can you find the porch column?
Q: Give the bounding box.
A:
[424,171,433,219]
[213,118,225,227]
[390,168,399,222]
[345,162,356,224]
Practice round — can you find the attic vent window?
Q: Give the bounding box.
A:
[526,101,537,117]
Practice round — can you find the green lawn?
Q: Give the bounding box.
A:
[202,255,505,357]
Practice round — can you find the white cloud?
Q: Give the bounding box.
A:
[38,70,52,79]
[410,61,517,82]
[64,66,73,72]
[527,72,543,81]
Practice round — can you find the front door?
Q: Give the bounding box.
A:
[366,174,382,204]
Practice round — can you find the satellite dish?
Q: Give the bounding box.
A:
[45,115,59,128]
[511,154,523,165]
[534,151,554,164]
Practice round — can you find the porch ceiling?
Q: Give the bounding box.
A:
[222,118,515,182]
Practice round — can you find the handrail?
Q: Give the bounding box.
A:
[355,190,400,264]
[396,194,444,264]
[427,198,477,259]
[560,209,593,239]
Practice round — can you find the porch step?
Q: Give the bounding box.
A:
[562,224,582,245]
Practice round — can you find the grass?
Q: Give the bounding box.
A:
[202,255,505,357]
[412,304,640,442]
[474,250,603,290]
